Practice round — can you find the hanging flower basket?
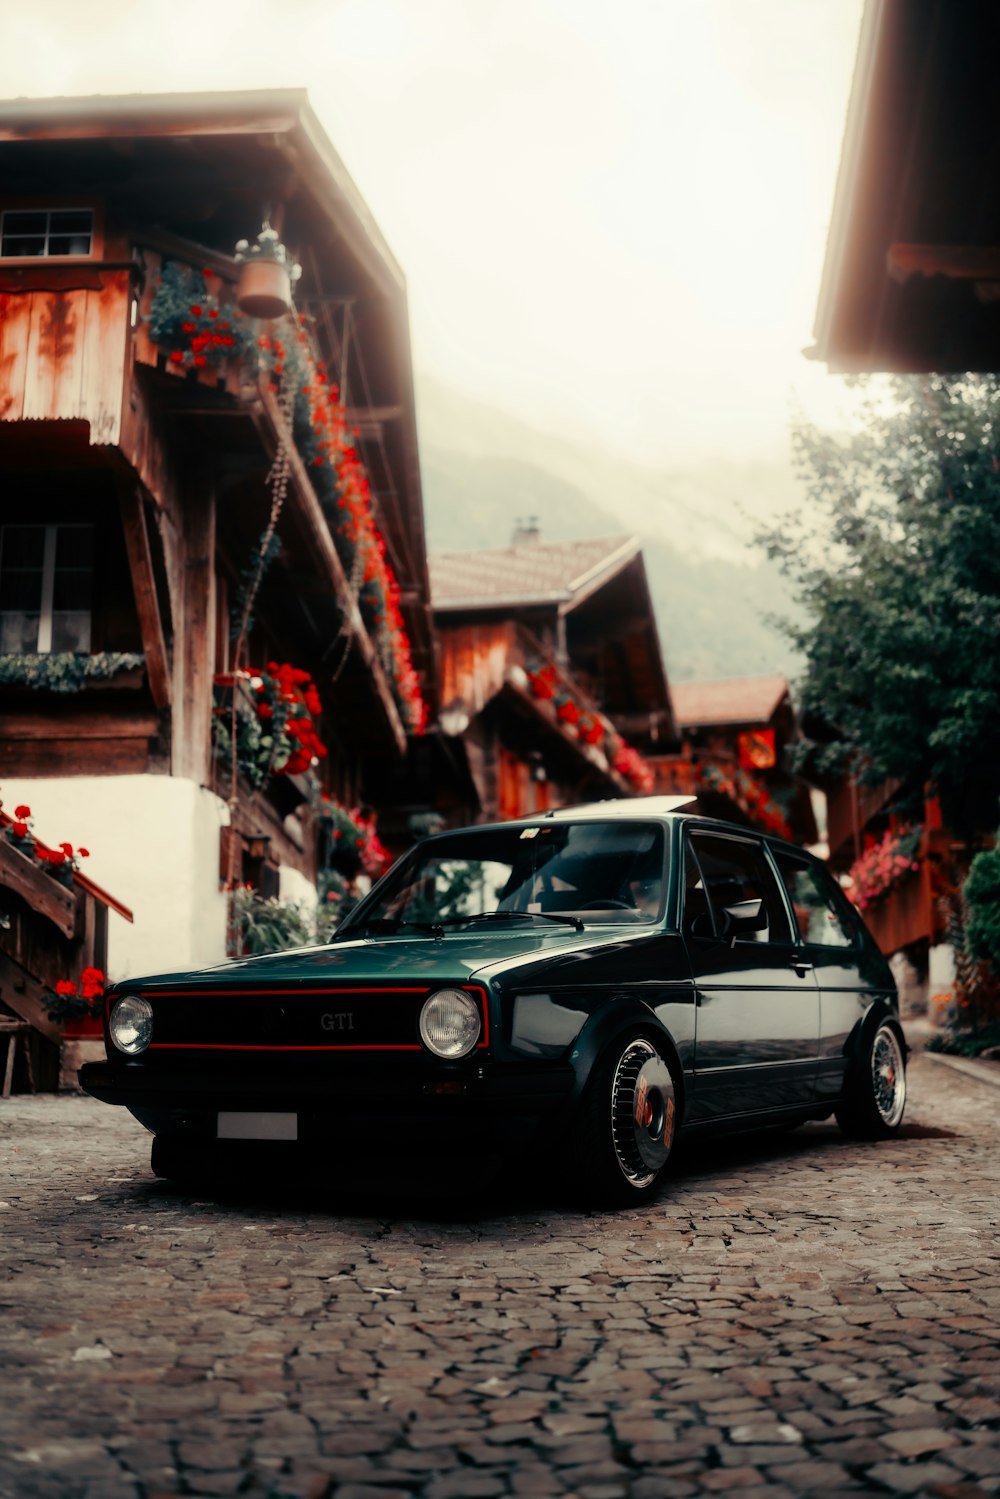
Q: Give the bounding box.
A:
[234,226,301,320]
[236,258,293,320]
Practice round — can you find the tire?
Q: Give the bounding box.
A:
[577,1033,678,1206]
[151,1135,221,1185]
[835,1019,907,1139]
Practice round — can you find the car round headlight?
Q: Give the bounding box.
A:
[109,995,153,1055]
[419,989,481,1059]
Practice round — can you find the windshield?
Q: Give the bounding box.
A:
[341,820,668,933]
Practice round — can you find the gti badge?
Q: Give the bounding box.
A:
[321,1012,355,1032]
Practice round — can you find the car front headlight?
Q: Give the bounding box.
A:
[109,995,153,1055]
[419,988,481,1059]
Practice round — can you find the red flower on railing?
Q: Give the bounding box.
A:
[1,801,91,887]
[846,824,922,910]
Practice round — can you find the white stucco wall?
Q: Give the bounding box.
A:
[1,774,229,981]
[279,862,318,919]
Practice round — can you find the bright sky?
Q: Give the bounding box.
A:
[0,0,863,465]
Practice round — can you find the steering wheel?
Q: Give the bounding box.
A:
[579,899,634,910]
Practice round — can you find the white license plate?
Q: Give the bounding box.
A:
[216,1112,298,1141]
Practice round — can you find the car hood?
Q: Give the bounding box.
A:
[119,924,661,992]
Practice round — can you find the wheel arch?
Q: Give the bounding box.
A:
[565,998,687,1122]
[845,996,909,1071]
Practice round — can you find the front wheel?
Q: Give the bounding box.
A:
[577,1035,678,1206]
[835,1020,907,1139]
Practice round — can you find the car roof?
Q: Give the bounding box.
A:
[538,795,697,821]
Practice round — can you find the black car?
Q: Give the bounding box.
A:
[80,798,907,1205]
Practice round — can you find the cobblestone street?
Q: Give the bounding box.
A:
[1,1041,999,1499]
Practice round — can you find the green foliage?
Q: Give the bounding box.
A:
[759,375,1000,836]
[230,886,313,955]
[964,839,1000,969]
[0,652,144,693]
[925,1022,1000,1057]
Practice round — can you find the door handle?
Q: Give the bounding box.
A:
[789,958,814,975]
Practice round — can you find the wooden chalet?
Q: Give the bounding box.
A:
[0,89,434,983]
[428,528,677,822]
[651,675,818,847]
[811,0,1000,373]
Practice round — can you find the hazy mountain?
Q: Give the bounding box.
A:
[416,375,804,685]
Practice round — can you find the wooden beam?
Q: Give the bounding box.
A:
[888,243,1000,285]
[0,841,78,940]
[250,383,407,756]
[0,951,62,1043]
[118,488,172,709]
[171,480,216,783]
[1,710,159,740]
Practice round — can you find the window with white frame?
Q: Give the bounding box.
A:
[0,208,94,259]
[0,524,94,653]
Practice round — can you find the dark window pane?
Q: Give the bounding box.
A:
[2,211,48,233]
[51,611,91,652]
[52,571,92,610]
[1,572,44,610]
[689,833,791,944]
[50,210,92,234]
[1,233,46,257]
[1,526,46,569]
[55,526,93,567]
[773,853,855,948]
[0,612,41,652]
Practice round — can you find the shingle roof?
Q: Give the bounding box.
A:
[671,675,790,729]
[430,536,640,611]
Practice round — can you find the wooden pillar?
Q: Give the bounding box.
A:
[171,482,217,784]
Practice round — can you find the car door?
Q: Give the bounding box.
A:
[681,827,821,1122]
[769,847,874,1108]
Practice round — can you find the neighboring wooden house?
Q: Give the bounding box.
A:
[651,675,818,846]
[428,529,677,822]
[806,0,995,997]
[0,90,434,984]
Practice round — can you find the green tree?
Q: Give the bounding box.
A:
[759,374,1000,839]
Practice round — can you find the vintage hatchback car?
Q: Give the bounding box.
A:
[80,798,907,1205]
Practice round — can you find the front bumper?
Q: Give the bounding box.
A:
[79,1056,576,1159]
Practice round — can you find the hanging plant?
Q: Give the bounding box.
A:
[213,663,327,791]
[146,262,255,372]
[316,797,390,880]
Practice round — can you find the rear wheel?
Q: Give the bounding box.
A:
[836,1020,906,1139]
[578,1034,678,1206]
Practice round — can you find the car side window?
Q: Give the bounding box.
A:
[686,832,792,944]
[772,851,856,949]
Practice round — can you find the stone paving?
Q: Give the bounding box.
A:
[1,1043,998,1499]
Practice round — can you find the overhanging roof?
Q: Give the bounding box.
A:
[430,536,641,612]
[671,675,790,730]
[812,0,1000,372]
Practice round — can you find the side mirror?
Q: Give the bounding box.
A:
[688,911,717,941]
[722,897,767,941]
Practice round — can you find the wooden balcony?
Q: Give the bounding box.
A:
[858,861,935,956]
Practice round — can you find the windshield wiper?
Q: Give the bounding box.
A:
[434,911,584,933]
[349,917,444,938]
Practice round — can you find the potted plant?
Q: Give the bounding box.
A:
[234,225,302,320]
